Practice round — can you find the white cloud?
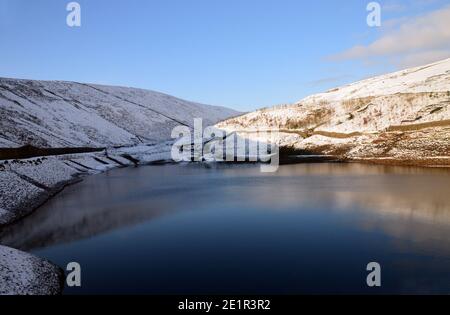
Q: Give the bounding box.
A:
[397,50,450,68]
[330,5,450,68]
[306,75,354,88]
[382,2,407,12]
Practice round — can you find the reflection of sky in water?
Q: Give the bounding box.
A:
[1,163,449,294]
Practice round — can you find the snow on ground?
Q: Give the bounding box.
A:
[220,58,450,132]
[0,171,47,225]
[300,58,450,103]
[0,77,241,295]
[0,245,62,295]
[0,142,188,296]
[218,58,450,164]
[103,154,133,166]
[0,76,239,225]
[0,78,239,148]
[62,155,117,173]
[0,209,15,227]
[0,137,18,148]
[1,58,448,294]
[0,143,191,228]
[113,142,174,164]
[8,157,78,188]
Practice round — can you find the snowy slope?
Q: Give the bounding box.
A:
[218,58,450,165]
[0,78,239,148]
[302,58,450,103]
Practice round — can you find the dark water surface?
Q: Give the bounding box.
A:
[1,163,450,294]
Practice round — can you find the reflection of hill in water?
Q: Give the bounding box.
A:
[0,199,174,252]
[241,163,450,255]
[0,167,202,251]
[1,163,450,254]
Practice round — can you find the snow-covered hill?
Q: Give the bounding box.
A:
[218,58,450,166]
[0,78,239,148]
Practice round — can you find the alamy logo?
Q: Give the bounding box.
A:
[66,2,81,27]
[66,262,81,287]
[366,262,381,287]
[366,2,381,27]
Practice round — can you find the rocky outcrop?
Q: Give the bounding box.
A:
[0,245,63,295]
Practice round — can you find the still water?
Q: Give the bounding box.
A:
[1,163,450,294]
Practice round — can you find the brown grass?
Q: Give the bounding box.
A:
[0,145,104,160]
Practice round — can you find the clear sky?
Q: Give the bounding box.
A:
[1,0,449,111]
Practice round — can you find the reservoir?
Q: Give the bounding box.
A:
[1,163,449,294]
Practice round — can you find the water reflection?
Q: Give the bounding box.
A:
[0,163,449,294]
[1,163,450,253]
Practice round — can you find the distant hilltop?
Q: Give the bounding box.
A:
[0,79,239,148]
[218,58,450,167]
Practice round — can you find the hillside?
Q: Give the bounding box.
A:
[0,78,238,148]
[218,58,450,166]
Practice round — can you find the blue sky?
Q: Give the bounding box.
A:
[1,0,449,111]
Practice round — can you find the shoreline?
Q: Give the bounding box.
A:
[1,177,84,228]
[2,146,448,228]
[0,142,176,295]
[1,143,449,295]
[0,153,131,228]
[349,157,450,168]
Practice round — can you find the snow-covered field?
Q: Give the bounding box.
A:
[218,58,450,165]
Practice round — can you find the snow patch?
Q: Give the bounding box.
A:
[0,245,62,295]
